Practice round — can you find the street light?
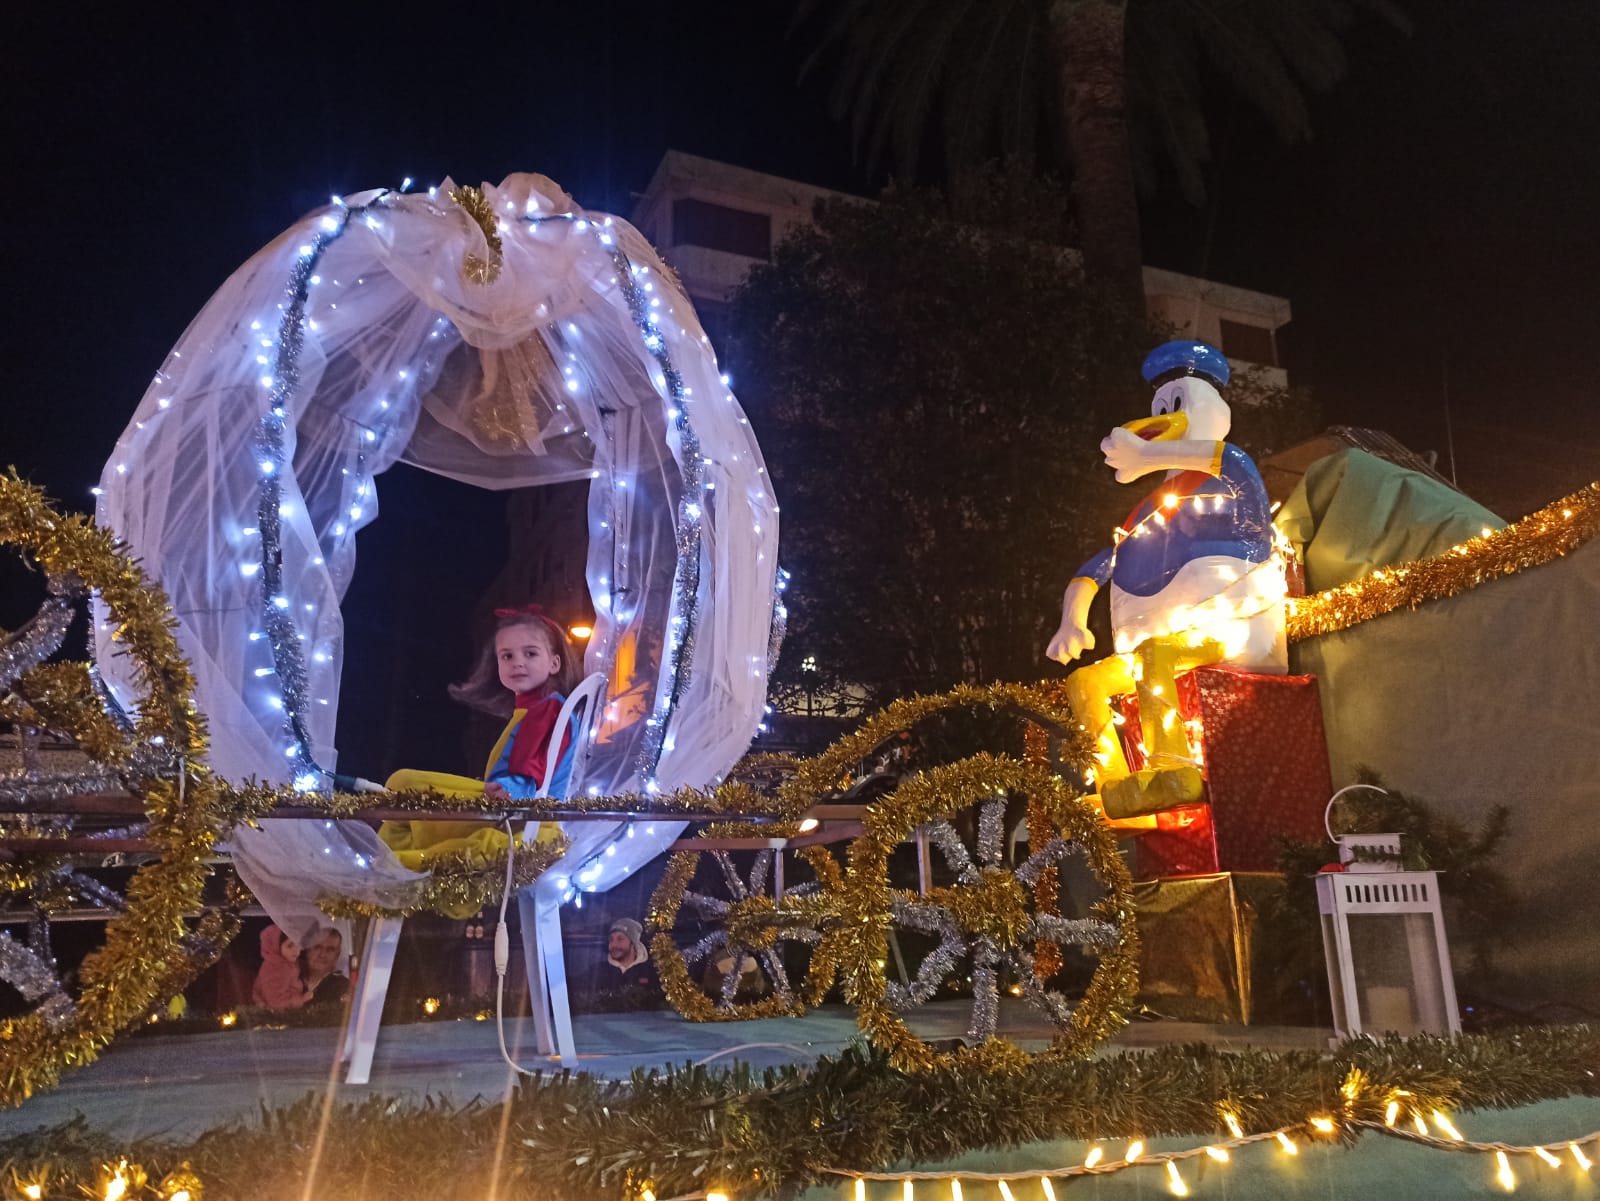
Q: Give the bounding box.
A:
[799,654,820,716]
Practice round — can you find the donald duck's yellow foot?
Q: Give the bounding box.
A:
[1101,766,1205,820]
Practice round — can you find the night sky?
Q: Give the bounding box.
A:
[8,1,1598,508]
[5,1,1597,766]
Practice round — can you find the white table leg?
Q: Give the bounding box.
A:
[344,915,402,1085]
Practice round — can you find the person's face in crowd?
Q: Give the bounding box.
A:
[279,935,301,961]
[608,930,633,961]
[306,930,342,976]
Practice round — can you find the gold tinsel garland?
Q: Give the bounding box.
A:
[314,835,569,921]
[775,681,1093,818]
[834,752,1138,1072]
[1022,678,1076,978]
[648,820,842,1022]
[649,685,1110,1053]
[211,776,782,827]
[0,474,226,1106]
[448,185,503,284]
[1287,480,1600,640]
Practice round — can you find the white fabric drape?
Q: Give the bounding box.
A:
[95,174,779,936]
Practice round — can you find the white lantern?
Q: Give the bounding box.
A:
[1315,785,1462,1041]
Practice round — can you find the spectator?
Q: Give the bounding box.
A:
[604,918,657,988]
[251,924,312,1010]
[301,926,349,1005]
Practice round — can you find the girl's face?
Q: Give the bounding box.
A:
[280,936,301,961]
[496,622,560,695]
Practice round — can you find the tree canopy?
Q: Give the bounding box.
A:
[726,187,1152,709]
[727,183,1319,711]
[796,0,1409,302]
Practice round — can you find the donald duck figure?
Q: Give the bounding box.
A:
[1046,340,1288,818]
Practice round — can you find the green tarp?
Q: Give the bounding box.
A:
[1280,449,1600,1010]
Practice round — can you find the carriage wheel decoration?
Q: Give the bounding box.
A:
[650,820,842,1021]
[835,753,1138,1073]
[0,474,231,1105]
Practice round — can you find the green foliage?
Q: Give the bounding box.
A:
[2,1027,1595,1199]
[1260,770,1518,1021]
[796,0,1410,204]
[726,186,1152,707]
[1225,367,1325,462]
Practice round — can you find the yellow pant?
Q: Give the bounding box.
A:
[376,768,561,872]
[1066,634,1225,818]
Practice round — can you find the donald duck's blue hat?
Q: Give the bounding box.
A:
[1141,340,1231,389]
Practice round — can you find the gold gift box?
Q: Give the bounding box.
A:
[1133,871,1285,1025]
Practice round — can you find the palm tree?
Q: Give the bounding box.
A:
[796,0,1408,308]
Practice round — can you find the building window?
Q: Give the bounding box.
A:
[694,300,732,354]
[672,198,772,259]
[1218,319,1277,367]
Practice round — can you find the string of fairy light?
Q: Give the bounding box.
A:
[637,1113,1600,1201]
[92,172,787,909]
[14,1115,1596,1199]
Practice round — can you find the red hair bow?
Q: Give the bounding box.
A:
[494,603,548,619]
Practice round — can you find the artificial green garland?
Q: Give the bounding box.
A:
[2,1025,1594,1200]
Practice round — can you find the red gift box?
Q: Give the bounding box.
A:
[1114,666,1333,879]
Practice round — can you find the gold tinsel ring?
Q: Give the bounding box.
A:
[776,682,1093,823]
[649,819,843,1022]
[0,473,226,1105]
[832,752,1139,1073]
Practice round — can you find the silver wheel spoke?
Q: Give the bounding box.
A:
[712,851,747,900]
[1028,913,1120,948]
[748,849,771,897]
[718,951,746,1008]
[967,939,1000,1042]
[926,820,979,884]
[976,797,1005,867]
[1015,837,1078,886]
[683,890,729,919]
[760,948,793,1000]
[681,928,727,967]
[1011,947,1075,1024]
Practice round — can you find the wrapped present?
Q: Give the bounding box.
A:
[1133,871,1286,1024]
[1116,665,1333,878]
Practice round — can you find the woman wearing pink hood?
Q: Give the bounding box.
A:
[251,924,313,1010]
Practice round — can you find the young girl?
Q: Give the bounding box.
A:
[379,606,579,880]
[251,923,313,1010]
[455,604,582,802]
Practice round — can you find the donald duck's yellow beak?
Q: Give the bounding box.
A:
[1121,411,1190,442]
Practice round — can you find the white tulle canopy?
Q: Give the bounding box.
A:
[94,173,782,930]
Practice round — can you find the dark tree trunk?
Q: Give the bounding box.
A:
[1049,0,1145,313]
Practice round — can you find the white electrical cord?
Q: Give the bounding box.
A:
[691,1042,813,1067]
[495,816,541,1076]
[491,820,814,1075]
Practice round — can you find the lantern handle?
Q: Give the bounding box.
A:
[1324,783,1391,844]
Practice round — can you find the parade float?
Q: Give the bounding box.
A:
[1,173,1598,1198]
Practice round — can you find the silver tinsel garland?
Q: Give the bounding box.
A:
[0,573,80,693]
[0,929,66,1003]
[606,241,706,781]
[927,819,982,885]
[968,938,1000,1042]
[1013,836,1080,886]
[976,796,1005,867]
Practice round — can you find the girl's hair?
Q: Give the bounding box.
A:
[449,606,580,716]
